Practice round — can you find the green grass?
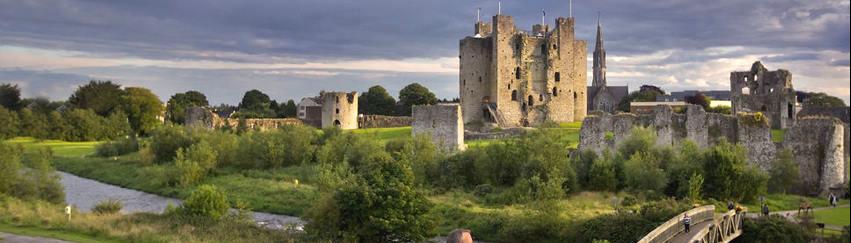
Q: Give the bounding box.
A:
[0,223,120,243]
[814,207,850,226]
[737,194,850,212]
[350,126,411,142]
[771,129,785,143]
[5,137,100,158]
[559,121,583,129]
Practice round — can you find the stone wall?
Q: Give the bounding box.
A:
[730,61,797,129]
[412,104,465,152]
[185,107,303,130]
[579,105,770,169]
[783,117,846,195]
[357,115,413,128]
[579,104,847,196]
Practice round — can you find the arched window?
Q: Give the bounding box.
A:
[333,120,341,127]
[555,72,561,82]
[508,83,511,90]
[539,95,543,102]
[573,92,577,99]
[511,90,518,101]
[335,96,339,103]
[463,79,466,86]
[553,88,558,96]
[478,76,482,82]
[553,44,557,50]
[528,95,534,106]
[515,67,521,79]
[335,108,340,114]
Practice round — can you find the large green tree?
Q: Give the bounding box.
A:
[237,89,275,118]
[166,90,209,124]
[123,87,164,135]
[617,87,664,112]
[803,92,846,108]
[701,140,768,202]
[398,83,437,116]
[0,83,22,111]
[360,85,397,116]
[68,80,126,116]
[0,106,19,139]
[275,99,297,118]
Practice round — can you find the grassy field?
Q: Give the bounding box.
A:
[0,223,121,243]
[815,207,851,226]
[5,137,100,157]
[737,193,850,212]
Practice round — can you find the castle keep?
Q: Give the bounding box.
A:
[731,61,797,129]
[459,12,587,127]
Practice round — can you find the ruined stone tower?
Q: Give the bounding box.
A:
[459,11,587,127]
[320,91,358,129]
[730,61,797,129]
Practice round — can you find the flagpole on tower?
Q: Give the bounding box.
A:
[477,8,481,22]
[542,9,546,26]
[498,1,501,15]
[569,0,573,18]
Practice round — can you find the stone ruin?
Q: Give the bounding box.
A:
[320,91,359,129]
[730,61,797,129]
[185,107,302,130]
[579,105,846,195]
[412,104,465,152]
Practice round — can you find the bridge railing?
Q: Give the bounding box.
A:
[686,209,745,243]
[637,205,715,243]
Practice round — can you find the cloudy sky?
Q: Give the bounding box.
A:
[1,0,849,105]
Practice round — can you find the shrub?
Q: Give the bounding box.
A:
[390,134,442,185]
[63,109,106,141]
[237,126,316,168]
[588,152,618,192]
[174,141,217,186]
[316,132,387,169]
[737,215,811,243]
[20,147,65,203]
[305,156,433,242]
[95,136,140,157]
[571,149,598,190]
[181,184,229,220]
[624,151,668,195]
[768,149,799,194]
[0,143,22,194]
[701,140,768,202]
[0,106,19,139]
[92,199,123,214]
[150,125,196,163]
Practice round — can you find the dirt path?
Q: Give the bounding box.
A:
[0,232,70,243]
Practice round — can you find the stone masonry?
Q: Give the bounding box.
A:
[320,91,358,129]
[579,105,846,195]
[185,107,303,130]
[412,104,465,152]
[731,61,797,129]
[459,12,587,127]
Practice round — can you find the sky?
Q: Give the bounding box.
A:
[0,0,849,105]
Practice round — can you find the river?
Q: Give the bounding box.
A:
[58,171,305,230]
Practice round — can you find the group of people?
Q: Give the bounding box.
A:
[680,194,843,234]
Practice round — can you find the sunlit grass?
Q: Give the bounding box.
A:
[5,137,100,158]
[350,126,411,142]
[771,129,785,143]
[814,207,850,226]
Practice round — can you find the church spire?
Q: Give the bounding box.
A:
[592,12,607,87]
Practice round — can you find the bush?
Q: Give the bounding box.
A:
[768,149,799,194]
[624,151,668,195]
[92,199,123,214]
[0,106,20,139]
[305,156,433,242]
[0,143,22,194]
[150,125,196,163]
[174,141,217,186]
[20,147,65,204]
[181,184,229,220]
[95,136,140,157]
[702,140,768,202]
[236,126,316,168]
[736,215,811,243]
[588,152,618,192]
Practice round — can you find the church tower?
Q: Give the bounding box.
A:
[592,14,606,87]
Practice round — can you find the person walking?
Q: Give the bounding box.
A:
[727,200,735,211]
[683,213,692,233]
[761,203,769,217]
[829,193,837,208]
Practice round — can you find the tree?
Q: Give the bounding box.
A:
[803,92,846,108]
[276,99,298,118]
[17,108,49,139]
[180,184,229,220]
[46,111,69,140]
[398,83,437,116]
[617,87,664,112]
[768,149,799,194]
[0,83,22,111]
[20,97,65,114]
[305,155,434,242]
[624,151,668,195]
[68,80,126,116]
[165,90,209,124]
[0,143,22,194]
[701,140,768,202]
[684,92,711,109]
[63,109,105,141]
[0,106,20,139]
[123,87,164,135]
[360,85,397,115]
[237,89,275,118]
[589,152,618,192]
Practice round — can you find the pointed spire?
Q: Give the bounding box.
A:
[593,11,607,87]
[595,12,603,50]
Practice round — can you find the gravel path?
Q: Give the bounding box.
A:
[58,171,305,229]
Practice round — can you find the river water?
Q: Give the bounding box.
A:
[58,171,305,229]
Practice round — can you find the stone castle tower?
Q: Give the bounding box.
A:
[320,91,358,129]
[459,11,587,127]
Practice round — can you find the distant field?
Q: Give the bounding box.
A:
[736,193,850,212]
[350,126,411,142]
[5,137,99,158]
